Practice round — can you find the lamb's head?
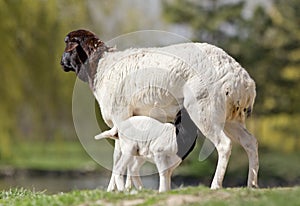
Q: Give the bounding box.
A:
[60,29,110,83]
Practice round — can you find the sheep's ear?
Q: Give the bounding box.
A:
[81,38,105,57]
[76,44,88,64]
[65,42,78,52]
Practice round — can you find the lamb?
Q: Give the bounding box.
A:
[60,29,259,190]
[96,108,198,192]
[95,116,183,192]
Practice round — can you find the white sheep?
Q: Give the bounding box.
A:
[61,30,259,190]
[95,116,182,192]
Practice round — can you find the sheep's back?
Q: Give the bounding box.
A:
[94,42,256,125]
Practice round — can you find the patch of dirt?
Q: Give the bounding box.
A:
[86,198,145,206]
[160,190,232,206]
[121,199,145,206]
[164,194,201,206]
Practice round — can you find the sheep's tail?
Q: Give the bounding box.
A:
[245,79,256,119]
[226,71,256,123]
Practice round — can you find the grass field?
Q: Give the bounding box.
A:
[1,186,299,206]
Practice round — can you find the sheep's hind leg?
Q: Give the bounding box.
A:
[209,131,232,189]
[224,121,259,188]
[183,88,231,189]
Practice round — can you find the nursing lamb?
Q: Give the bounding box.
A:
[60,29,259,189]
[96,108,198,192]
[96,116,183,192]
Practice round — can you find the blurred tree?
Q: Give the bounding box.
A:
[0,0,90,159]
[0,0,161,162]
[163,0,300,152]
[242,0,300,115]
[163,0,245,45]
[163,0,300,115]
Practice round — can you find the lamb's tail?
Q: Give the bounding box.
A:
[95,126,118,140]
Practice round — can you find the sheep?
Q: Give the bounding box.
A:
[61,29,259,190]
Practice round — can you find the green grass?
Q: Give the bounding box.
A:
[1,186,299,206]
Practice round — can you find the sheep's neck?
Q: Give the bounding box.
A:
[86,45,111,90]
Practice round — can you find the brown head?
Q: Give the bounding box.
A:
[60,29,110,85]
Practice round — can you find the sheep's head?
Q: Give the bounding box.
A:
[60,29,109,83]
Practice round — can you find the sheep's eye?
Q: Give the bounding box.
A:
[73,37,81,42]
[67,37,80,43]
[64,36,69,43]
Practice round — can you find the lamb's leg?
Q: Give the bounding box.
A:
[224,121,259,188]
[107,140,122,192]
[158,170,169,193]
[125,173,132,190]
[107,175,115,192]
[159,164,178,192]
[126,156,145,190]
[166,157,182,190]
[113,153,132,191]
[125,172,143,191]
[154,155,176,192]
[95,128,124,192]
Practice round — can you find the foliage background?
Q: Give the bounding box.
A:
[0,0,299,189]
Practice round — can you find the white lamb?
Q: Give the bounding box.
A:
[95,116,182,192]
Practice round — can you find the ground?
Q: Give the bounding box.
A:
[1,186,299,206]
